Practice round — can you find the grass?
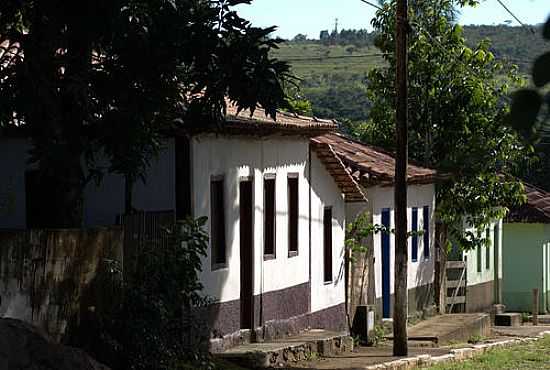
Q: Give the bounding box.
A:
[272,42,385,80]
[423,335,550,370]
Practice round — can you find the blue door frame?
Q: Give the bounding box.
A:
[381,209,391,318]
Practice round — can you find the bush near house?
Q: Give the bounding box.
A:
[69,217,212,370]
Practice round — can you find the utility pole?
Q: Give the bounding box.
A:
[394,0,409,357]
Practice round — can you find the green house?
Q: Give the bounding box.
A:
[503,183,550,314]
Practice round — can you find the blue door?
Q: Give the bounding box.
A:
[381,208,391,318]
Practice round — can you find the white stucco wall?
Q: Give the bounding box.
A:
[462,219,503,287]
[0,138,31,229]
[309,152,346,313]
[347,183,436,299]
[83,139,176,226]
[192,135,311,305]
[0,138,176,228]
[192,136,346,314]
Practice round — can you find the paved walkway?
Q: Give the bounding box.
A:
[286,325,550,369]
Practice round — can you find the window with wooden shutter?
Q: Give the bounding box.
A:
[210,177,226,269]
[411,207,418,262]
[264,176,276,259]
[288,175,299,256]
[323,207,333,283]
[423,206,430,259]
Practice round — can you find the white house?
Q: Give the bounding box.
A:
[0,106,367,347]
[450,219,503,313]
[312,133,439,320]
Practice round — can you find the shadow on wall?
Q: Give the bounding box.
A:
[0,227,123,342]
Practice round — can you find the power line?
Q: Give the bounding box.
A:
[282,53,387,62]
[494,0,536,35]
[359,0,383,11]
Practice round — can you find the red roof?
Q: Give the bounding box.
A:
[507,182,550,223]
[312,133,439,186]
[222,103,337,135]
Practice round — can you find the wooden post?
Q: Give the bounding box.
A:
[533,288,539,326]
[393,0,409,357]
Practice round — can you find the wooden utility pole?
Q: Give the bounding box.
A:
[394,0,409,357]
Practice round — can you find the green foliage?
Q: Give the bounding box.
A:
[359,0,530,250]
[345,211,391,256]
[0,0,292,227]
[79,217,212,370]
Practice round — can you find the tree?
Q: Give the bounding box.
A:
[0,0,291,227]
[355,0,529,310]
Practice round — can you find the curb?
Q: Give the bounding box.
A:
[360,331,550,370]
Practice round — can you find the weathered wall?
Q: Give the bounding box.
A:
[0,228,123,341]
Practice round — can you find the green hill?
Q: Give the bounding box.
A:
[276,25,550,122]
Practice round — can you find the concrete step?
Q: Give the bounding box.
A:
[214,330,353,368]
[494,313,522,327]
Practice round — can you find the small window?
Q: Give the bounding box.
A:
[411,207,418,262]
[485,228,491,270]
[264,176,276,258]
[287,175,299,256]
[323,207,333,283]
[423,206,430,259]
[210,177,226,269]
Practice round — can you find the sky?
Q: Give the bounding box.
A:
[235,0,550,40]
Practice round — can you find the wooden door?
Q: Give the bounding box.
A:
[240,180,254,329]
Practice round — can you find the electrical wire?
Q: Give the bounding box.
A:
[281,53,387,62]
[494,0,536,35]
[359,0,383,11]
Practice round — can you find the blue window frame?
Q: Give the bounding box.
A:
[423,206,430,259]
[411,207,418,262]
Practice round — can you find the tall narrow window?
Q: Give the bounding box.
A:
[411,207,418,262]
[210,177,226,269]
[423,206,430,259]
[287,175,299,256]
[264,176,276,258]
[323,207,333,283]
[485,228,491,270]
[476,243,482,273]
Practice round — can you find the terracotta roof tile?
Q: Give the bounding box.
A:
[224,103,337,134]
[507,182,550,223]
[311,133,439,186]
[310,140,367,203]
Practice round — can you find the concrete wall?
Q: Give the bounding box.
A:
[502,222,550,313]
[0,227,123,341]
[346,183,436,317]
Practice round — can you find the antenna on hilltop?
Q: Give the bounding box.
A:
[334,18,339,34]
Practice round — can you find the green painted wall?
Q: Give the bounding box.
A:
[502,223,550,313]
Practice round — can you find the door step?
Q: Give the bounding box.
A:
[214,330,353,368]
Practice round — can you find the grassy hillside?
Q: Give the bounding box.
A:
[276,25,550,122]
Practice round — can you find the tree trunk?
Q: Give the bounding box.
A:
[394,0,409,357]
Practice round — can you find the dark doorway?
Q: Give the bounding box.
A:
[240,179,254,329]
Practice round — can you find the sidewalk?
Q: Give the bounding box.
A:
[285,325,550,370]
